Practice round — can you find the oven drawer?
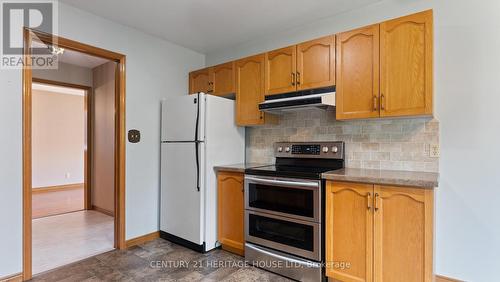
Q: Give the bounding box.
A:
[245,243,322,282]
[245,176,321,223]
[245,210,321,261]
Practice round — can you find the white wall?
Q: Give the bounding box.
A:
[92,61,116,214]
[207,0,500,281]
[32,90,85,188]
[0,2,204,277]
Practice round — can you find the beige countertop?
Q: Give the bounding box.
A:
[322,168,439,189]
[213,163,270,173]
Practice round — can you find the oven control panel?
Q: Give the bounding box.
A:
[274,142,344,159]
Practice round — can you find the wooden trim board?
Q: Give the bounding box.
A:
[92,205,115,217]
[435,275,465,282]
[23,28,126,280]
[32,183,83,194]
[0,273,23,282]
[125,231,160,248]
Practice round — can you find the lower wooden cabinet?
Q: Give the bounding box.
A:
[326,181,434,282]
[217,171,244,255]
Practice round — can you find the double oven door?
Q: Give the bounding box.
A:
[244,175,322,261]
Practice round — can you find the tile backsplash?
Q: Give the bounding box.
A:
[246,109,439,172]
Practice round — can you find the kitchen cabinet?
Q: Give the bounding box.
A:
[380,10,433,117]
[189,68,210,94]
[336,25,380,120]
[217,171,244,256]
[326,182,373,281]
[210,62,235,96]
[189,63,235,96]
[188,10,432,121]
[336,10,433,120]
[297,35,336,91]
[235,54,272,126]
[326,181,434,282]
[265,45,297,95]
[265,36,335,96]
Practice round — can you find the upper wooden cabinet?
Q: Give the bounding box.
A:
[189,63,235,96]
[210,62,235,96]
[217,171,244,256]
[336,25,380,120]
[380,10,433,117]
[265,45,297,95]
[189,68,210,94]
[336,10,433,120]
[297,35,336,91]
[326,181,434,282]
[235,54,267,126]
[265,35,336,96]
[188,10,433,122]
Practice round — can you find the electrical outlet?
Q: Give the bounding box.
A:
[429,144,440,158]
[65,172,71,179]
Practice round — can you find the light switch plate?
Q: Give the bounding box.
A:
[128,129,140,143]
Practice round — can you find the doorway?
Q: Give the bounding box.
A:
[22,28,126,280]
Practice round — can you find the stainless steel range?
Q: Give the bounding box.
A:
[244,141,345,282]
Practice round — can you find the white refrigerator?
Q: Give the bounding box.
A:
[160,93,245,252]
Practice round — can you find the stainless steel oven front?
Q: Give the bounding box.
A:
[244,175,322,261]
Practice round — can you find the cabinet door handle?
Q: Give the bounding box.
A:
[380,94,385,111]
[373,96,378,111]
[367,192,372,210]
[374,193,380,211]
[291,73,296,86]
[297,72,301,85]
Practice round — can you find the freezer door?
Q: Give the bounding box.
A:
[161,94,205,141]
[160,142,204,245]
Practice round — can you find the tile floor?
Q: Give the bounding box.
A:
[33,210,114,274]
[32,238,293,281]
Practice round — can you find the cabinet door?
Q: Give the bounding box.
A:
[265,45,297,95]
[380,10,433,117]
[297,35,335,91]
[326,181,373,282]
[235,54,266,126]
[373,185,433,282]
[189,68,210,94]
[336,24,380,120]
[211,62,235,96]
[217,171,244,255]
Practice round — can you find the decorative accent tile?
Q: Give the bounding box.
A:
[246,108,439,172]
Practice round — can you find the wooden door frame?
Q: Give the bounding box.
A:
[31,77,93,210]
[23,28,127,280]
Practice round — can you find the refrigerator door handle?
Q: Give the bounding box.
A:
[195,92,200,192]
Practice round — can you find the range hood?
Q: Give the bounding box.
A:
[259,86,335,113]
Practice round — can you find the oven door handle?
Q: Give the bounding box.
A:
[245,176,319,188]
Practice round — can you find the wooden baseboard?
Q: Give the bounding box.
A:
[32,183,83,194]
[126,231,160,248]
[435,274,464,282]
[91,205,115,217]
[0,273,23,282]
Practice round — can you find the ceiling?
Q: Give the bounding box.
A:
[57,48,110,68]
[32,40,110,68]
[59,0,381,53]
